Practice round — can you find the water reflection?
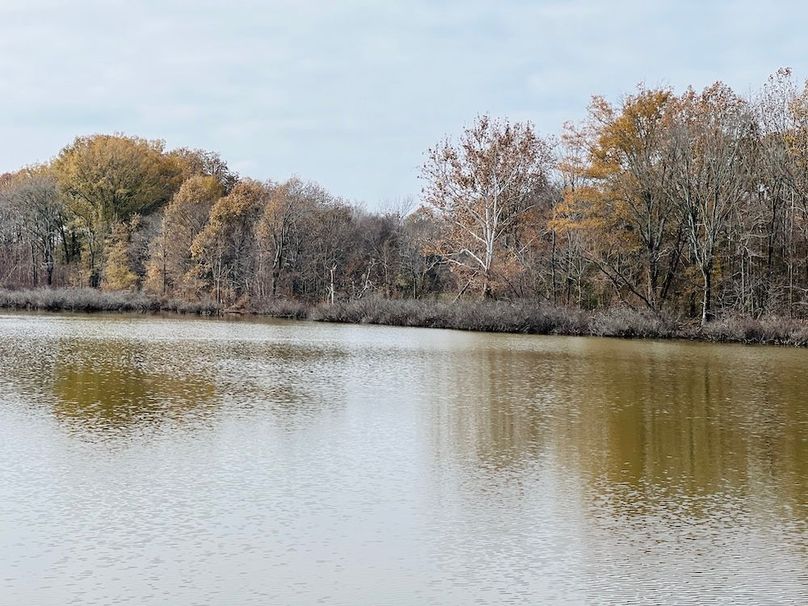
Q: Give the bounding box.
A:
[0,315,350,434]
[0,313,806,604]
[427,347,550,470]
[426,337,808,517]
[51,340,217,431]
[211,340,349,429]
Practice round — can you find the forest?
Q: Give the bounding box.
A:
[2,69,808,340]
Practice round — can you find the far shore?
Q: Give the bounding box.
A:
[2,287,808,348]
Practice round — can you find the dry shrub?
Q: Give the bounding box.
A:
[0,288,218,315]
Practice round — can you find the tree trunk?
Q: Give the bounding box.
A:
[30,243,37,287]
[480,269,493,299]
[88,232,100,288]
[550,230,557,305]
[701,263,713,326]
[270,270,278,298]
[329,264,336,305]
[271,234,283,298]
[161,232,167,296]
[647,245,658,311]
[45,245,54,287]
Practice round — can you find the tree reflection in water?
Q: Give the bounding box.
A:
[425,336,808,518]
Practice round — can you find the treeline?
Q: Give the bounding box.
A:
[2,69,808,327]
[0,138,446,307]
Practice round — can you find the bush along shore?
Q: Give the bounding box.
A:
[0,287,219,315]
[3,288,808,347]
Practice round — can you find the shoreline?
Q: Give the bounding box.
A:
[2,287,808,348]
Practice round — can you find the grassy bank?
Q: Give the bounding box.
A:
[325,298,679,336]
[2,288,808,346]
[0,287,219,315]
[310,298,808,346]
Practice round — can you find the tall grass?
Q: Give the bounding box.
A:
[0,288,219,315]
[698,315,808,346]
[3,288,808,346]
[308,297,808,346]
[310,298,591,335]
[252,299,310,320]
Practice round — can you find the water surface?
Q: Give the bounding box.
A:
[1,312,806,604]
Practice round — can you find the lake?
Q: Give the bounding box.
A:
[1,312,806,604]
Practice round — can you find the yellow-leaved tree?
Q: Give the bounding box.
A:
[53,134,184,286]
[145,175,224,297]
[190,179,267,305]
[554,88,686,311]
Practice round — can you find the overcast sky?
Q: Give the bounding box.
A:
[0,0,805,208]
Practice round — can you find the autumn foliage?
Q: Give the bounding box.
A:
[2,70,808,326]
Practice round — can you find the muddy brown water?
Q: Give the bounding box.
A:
[1,312,806,604]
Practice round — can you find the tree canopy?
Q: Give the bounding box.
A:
[2,71,808,325]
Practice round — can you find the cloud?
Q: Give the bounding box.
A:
[0,0,805,205]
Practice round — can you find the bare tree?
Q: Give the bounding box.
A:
[0,169,66,287]
[422,115,553,298]
[669,83,755,324]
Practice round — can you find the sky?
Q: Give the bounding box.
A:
[0,0,806,209]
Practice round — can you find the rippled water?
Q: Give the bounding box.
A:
[0,312,806,604]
